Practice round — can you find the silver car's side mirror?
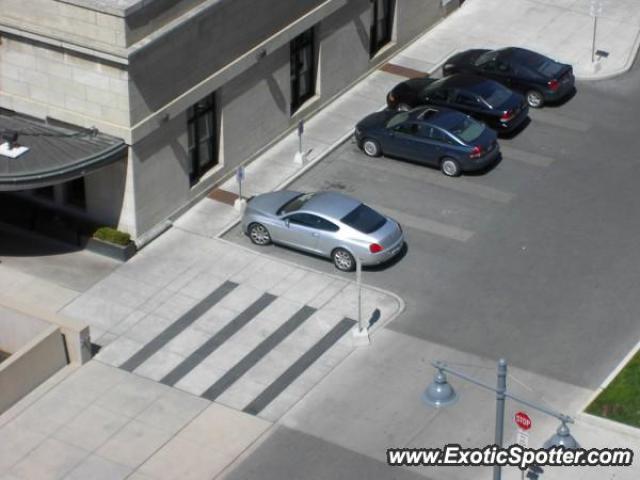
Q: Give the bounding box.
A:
[284,218,290,228]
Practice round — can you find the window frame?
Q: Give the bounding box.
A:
[187,93,218,186]
[370,0,395,58]
[290,28,316,113]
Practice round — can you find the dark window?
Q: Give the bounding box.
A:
[475,50,500,67]
[427,88,449,102]
[370,0,394,57]
[187,94,217,185]
[341,204,386,234]
[455,92,481,107]
[34,186,54,200]
[287,213,339,232]
[451,117,486,143]
[290,28,316,113]
[386,111,410,129]
[422,126,454,144]
[473,82,512,107]
[278,193,316,215]
[394,122,418,135]
[65,177,86,209]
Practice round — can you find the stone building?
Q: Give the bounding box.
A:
[0,0,457,244]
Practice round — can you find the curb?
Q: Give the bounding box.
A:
[214,128,355,240]
[576,412,640,440]
[574,28,640,81]
[578,338,640,413]
[213,235,407,336]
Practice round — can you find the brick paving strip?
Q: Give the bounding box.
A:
[208,188,239,205]
[380,62,429,79]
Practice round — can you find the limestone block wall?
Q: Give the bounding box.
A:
[0,0,127,50]
[0,35,131,138]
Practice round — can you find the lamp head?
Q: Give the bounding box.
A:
[422,369,458,408]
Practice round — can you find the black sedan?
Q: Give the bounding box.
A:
[386,74,528,134]
[442,47,574,108]
[354,107,500,177]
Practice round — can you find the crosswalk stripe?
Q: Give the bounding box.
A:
[243,317,356,415]
[529,110,591,133]
[371,203,474,242]
[120,281,238,372]
[344,155,513,203]
[500,146,555,167]
[200,306,316,401]
[160,293,277,386]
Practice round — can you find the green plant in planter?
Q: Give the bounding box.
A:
[93,227,131,246]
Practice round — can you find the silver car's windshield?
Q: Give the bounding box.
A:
[278,193,316,215]
[341,204,386,234]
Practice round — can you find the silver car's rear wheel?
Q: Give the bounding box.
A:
[248,223,271,245]
[332,248,355,272]
[362,139,381,157]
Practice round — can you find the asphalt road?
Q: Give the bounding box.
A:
[225,58,640,391]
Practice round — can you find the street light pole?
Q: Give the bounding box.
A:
[493,359,507,480]
[424,359,579,480]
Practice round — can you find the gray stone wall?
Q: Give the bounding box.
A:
[217,43,291,174]
[128,0,329,122]
[396,0,445,44]
[0,0,127,50]
[84,160,128,229]
[128,112,192,236]
[317,0,371,101]
[0,35,130,138]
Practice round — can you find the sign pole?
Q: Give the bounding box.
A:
[351,255,370,346]
[493,359,507,480]
[357,256,363,332]
[233,166,247,212]
[592,15,598,63]
[294,120,305,165]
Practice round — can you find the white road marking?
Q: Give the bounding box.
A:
[345,155,514,204]
[529,110,591,133]
[371,203,475,242]
[500,146,555,167]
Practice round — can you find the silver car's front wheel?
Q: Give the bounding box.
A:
[332,248,355,272]
[248,223,271,245]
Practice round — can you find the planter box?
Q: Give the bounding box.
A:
[86,237,137,261]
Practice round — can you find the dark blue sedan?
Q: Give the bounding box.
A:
[354,107,500,177]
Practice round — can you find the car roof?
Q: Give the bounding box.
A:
[409,106,466,128]
[435,74,494,90]
[302,191,362,219]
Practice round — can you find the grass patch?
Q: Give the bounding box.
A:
[586,351,640,428]
[93,227,131,246]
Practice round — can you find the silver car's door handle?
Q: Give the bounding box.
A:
[312,233,319,237]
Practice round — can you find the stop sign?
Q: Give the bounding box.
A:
[515,411,532,431]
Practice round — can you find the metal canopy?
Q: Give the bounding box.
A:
[0,109,127,191]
